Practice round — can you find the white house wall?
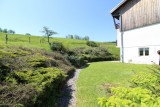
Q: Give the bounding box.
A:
[116,29,121,47]
[122,23,160,64]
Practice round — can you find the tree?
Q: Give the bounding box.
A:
[42,26,57,43]
[0,28,2,32]
[66,34,74,39]
[83,36,89,41]
[74,35,81,40]
[3,29,8,33]
[25,33,31,36]
[8,30,15,34]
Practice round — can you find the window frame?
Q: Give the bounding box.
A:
[139,47,149,56]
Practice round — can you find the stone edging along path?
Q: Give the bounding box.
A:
[59,69,82,107]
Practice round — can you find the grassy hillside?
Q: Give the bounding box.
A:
[0,32,119,57]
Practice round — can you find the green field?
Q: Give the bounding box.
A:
[76,62,152,107]
[0,32,119,56]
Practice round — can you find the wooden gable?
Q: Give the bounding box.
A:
[111,0,160,31]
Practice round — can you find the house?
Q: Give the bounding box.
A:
[111,0,160,64]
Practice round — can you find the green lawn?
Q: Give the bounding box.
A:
[76,62,152,107]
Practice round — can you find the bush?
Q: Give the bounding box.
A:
[131,68,160,96]
[66,47,116,67]
[50,42,66,53]
[29,67,66,106]
[0,83,37,107]
[0,46,74,106]
[66,55,87,68]
[97,66,160,107]
[2,67,66,106]
[98,87,160,107]
[86,41,99,47]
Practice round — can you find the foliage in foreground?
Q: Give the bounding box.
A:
[98,66,160,107]
[0,46,74,106]
[98,87,160,107]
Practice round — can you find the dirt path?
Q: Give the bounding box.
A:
[59,69,82,107]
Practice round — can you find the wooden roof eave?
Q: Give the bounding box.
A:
[111,0,129,20]
[111,0,129,29]
[112,14,120,20]
[110,0,128,14]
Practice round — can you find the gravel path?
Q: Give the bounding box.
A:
[59,69,82,107]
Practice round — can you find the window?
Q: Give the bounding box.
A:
[145,48,149,56]
[139,48,149,56]
[139,48,144,56]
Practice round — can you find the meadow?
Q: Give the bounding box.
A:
[76,62,152,107]
[0,32,119,56]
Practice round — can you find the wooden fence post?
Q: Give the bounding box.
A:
[6,34,8,44]
[29,37,31,43]
[157,50,160,65]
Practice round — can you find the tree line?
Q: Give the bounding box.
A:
[0,27,15,34]
[66,34,89,41]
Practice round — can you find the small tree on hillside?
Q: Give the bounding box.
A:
[74,35,81,40]
[66,34,74,39]
[42,26,57,43]
[0,28,2,32]
[8,30,15,34]
[83,36,89,41]
[3,29,8,33]
[25,33,31,36]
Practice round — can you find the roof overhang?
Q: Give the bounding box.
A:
[110,0,128,15]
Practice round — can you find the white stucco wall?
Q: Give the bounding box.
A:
[116,29,121,47]
[121,23,160,64]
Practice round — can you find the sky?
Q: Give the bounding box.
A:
[0,0,121,42]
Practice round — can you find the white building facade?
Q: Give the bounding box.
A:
[111,0,160,64]
[121,23,160,64]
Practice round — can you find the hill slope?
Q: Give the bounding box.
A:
[0,32,120,106]
[0,32,119,57]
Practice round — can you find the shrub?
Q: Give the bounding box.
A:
[131,70,160,96]
[83,47,114,62]
[97,66,160,107]
[66,55,87,68]
[0,83,37,107]
[50,42,66,53]
[98,87,160,107]
[2,67,66,106]
[86,41,99,47]
[66,47,115,67]
[0,46,74,106]
[34,68,66,106]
